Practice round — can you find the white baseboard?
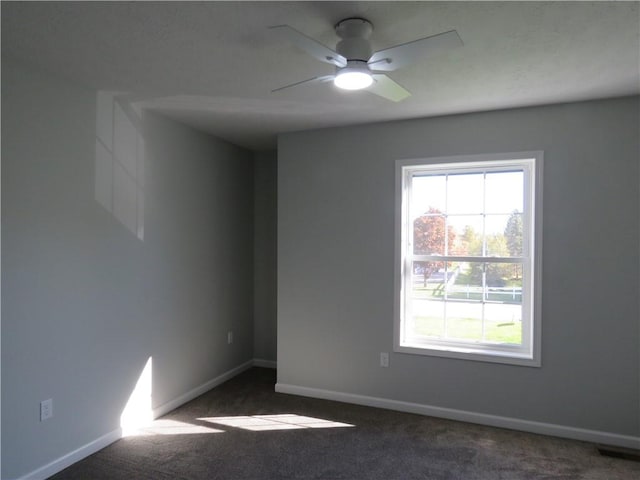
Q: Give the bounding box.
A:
[16,428,122,480]
[17,359,259,480]
[153,358,276,418]
[253,358,277,369]
[153,359,254,418]
[275,383,640,450]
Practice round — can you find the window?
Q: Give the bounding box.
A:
[394,152,542,366]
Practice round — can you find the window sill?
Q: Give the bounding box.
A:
[395,342,541,367]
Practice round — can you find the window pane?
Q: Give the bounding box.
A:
[484,264,522,344]
[446,262,482,301]
[448,216,483,256]
[483,261,509,289]
[485,234,508,257]
[484,214,510,236]
[410,299,445,339]
[484,304,522,345]
[485,215,510,257]
[413,214,445,255]
[447,173,484,214]
[411,261,445,292]
[485,171,523,214]
[414,262,448,300]
[445,302,483,341]
[410,260,446,339]
[487,265,523,301]
[503,212,524,256]
[412,174,446,214]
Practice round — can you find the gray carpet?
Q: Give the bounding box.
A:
[49,367,638,479]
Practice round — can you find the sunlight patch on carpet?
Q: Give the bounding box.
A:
[199,414,354,431]
[127,419,224,436]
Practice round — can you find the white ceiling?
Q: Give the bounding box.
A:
[2,1,639,151]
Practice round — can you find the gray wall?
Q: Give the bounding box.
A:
[253,151,278,362]
[277,96,639,437]
[1,60,254,479]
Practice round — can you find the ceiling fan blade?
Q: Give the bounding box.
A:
[368,30,462,72]
[272,75,335,93]
[367,74,411,102]
[269,25,347,68]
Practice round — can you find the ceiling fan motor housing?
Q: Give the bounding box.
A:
[335,18,373,62]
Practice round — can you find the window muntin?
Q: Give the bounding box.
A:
[395,154,541,366]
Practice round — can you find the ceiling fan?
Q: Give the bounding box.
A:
[270,18,462,102]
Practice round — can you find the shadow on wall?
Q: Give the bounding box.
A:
[95,92,145,241]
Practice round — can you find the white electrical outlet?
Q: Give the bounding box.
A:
[227,331,233,344]
[380,352,389,368]
[40,398,53,421]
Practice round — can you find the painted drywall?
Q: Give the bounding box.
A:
[277,96,639,438]
[1,59,254,479]
[253,151,278,362]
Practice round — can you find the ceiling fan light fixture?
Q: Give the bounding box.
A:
[334,71,373,90]
[334,61,373,90]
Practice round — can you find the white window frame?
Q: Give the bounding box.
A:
[394,152,543,367]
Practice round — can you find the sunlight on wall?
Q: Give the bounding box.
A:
[199,414,354,431]
[120,357,153,437]
[95,91,145,241]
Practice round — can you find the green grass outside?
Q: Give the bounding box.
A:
[413,316,522,344]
